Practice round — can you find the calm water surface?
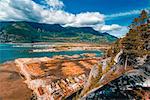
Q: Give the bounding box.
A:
[0,43,103,63]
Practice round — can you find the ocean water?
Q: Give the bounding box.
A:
[0,43,103,63]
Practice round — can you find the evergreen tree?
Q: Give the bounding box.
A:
[108,10,150,66]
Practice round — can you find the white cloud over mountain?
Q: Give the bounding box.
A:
[0,0,104,26]
[94,24,128,37]
[0,0,129,37]
[99,24,122,31]
[108,26,129,37]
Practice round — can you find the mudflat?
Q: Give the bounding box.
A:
[0,62,32,100]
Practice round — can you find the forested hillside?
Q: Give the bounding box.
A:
[0,21,117,43]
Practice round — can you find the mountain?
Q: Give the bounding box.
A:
[0,21,117,43]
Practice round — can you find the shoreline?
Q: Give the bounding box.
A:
[0,54,103,99]
[0,42,112,45]
[0,42,107,64]
[0,42,111,49]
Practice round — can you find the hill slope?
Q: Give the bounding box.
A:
[79,10,150,100]
[0,21,117,43]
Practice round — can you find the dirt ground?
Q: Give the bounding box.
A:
[26,58,100,81]
[0,62,32,100]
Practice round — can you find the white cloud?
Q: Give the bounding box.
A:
[109,26,128,37]
[99,25,128,37]
[0,0,104,25]
[93,24,128,37]
[0,0,43,21]
[106,10,141,19]
[99,24,122,31]
[106,8,150,20]
[63,12,104,27]
[45,0,64,9]
[0,0,129,37]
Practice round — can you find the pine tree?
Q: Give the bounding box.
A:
[108,10,149,66]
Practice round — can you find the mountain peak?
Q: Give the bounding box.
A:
[0,21,117,43]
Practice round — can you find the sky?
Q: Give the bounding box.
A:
[0,0,149,37]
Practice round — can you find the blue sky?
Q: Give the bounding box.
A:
[62,0,148,14]
[0,0,149,37]
[34,0,149,25]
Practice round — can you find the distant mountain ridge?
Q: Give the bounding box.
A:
[0,21,117,43]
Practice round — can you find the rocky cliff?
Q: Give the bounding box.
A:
[77,10,150,100]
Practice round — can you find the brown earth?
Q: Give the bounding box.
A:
[0,62,32,100]
[25,58,100,80]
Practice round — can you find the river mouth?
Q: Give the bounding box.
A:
[0,43,104,63]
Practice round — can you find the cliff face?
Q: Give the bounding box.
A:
[79,64,103,96]
[84,53,149,99]
[77,10,150,100]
